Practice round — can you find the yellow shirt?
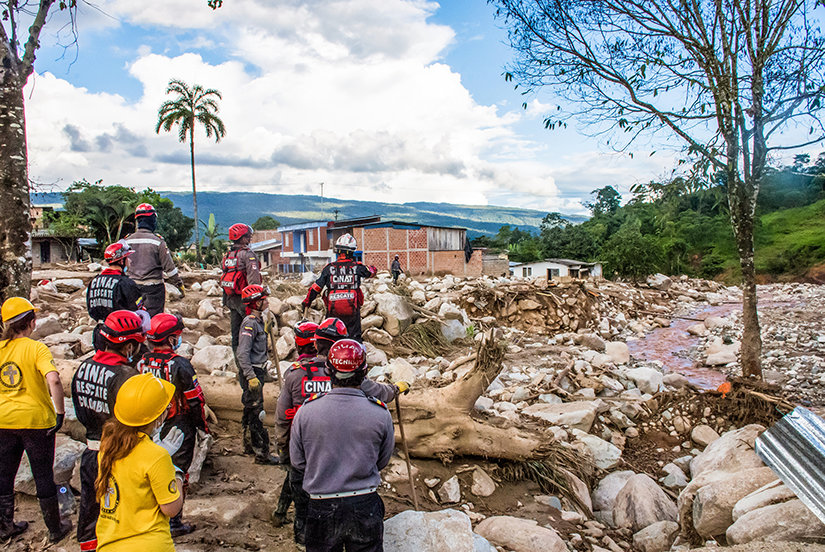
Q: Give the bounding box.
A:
[96,434,181,552]
[0,337,57,429]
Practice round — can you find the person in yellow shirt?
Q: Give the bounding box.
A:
[94,373,185,551]
[0,297,72,542]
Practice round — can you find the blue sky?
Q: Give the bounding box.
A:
[22,0,698,214]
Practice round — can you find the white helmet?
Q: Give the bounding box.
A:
[335,233,357,252]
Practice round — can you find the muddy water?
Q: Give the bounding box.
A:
[626,304,738,390]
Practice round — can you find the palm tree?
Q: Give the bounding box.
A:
[155,79,226,265]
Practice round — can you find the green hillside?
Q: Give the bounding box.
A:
[756,199,825,276]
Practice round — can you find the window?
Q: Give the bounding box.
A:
[308,230,314,246]
[522,266,532,277]
[548,268,560,279]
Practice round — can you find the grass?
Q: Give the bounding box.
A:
[755,199,825,276]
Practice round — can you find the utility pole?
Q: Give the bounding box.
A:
[320,182,325,218]
[333,209,340,221]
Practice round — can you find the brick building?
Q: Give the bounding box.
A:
[274,216,484,276]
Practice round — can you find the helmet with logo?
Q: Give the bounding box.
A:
[99,310,146,344]
[325,339,367,379]
[294,320,319,347]
[315,317,348,344]
[334,233,357,253]
[146,313,184,344]
[241,284,269,304]
[104,241,134,264]
[1,297,38,324]
[114,373,175,427]
[134,203,156,218]
[229,223,253,242]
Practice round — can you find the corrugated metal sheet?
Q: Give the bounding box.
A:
[755,406,825,524]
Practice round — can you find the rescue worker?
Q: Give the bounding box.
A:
[87,241,143,322]
[94,373,184,551]
[72,311,142,552]
[124,203,185,316]
[290,339,394,552]
[138,313,208,537]
[0,298,72,542]
[221,223,261,354]
[275,318,407,544]
[302,233,377,342]
[391,254,403,284]
[236,284,278,465]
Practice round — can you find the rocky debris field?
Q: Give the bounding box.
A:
[9,266,825,552]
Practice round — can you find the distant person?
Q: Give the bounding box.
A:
[391,254,403,284]
[302,233,377,342]
[0,297,72,543]
[221,223,261,354]
[124,203,185,316]
[94,373,184,551]
[87,241,143,322]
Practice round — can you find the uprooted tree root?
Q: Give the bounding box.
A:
[395,319,458,358]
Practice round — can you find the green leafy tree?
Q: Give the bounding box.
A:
[44,212,90,261]
[200,213,227,265]
[156,79,226,264]
[252,215,281,231]
[600,220,662,281]
[586,186,621,217]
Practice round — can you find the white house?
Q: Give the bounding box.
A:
[510,258,603,280]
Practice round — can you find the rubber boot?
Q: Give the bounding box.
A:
[169,513,196,537]
[242,424,254,455]
[38,495,72,543]
[0,494,28,539]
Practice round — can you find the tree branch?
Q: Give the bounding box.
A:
[21,0,56,77]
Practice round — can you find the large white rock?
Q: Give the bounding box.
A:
[592,470,636,513]
[705,350,737,366]
[53,279,85,293]
[690,424,765,479]
[625,367,664,394]
[16,435,85,494]
[475,516,567,552]
[364,328,393,346]
[362,314,384,331]
[42,332,82,346]
[646,273,672,290]
[31,315,63,339]
[191,345,236,373]
[195,335,216,351]
[471,467,496,497]
[280,309,302,329]
[383,509,494,552]
[277,333,295,359]
[386,358,418,383]
[438,475,461,503]
[731,480,797,522]
[726,499,825,544]
[364,342,388,366]
[690,424,720,448]
[374,293,414,336]
[165,282,183,300]
[613,474,678,532]
[522,401,597,432]
[197,299,217,319]
[605,342,630,364]
[572,429,622,470]
[441,319,467,342]
[633,520,679,552]
[692,466,778,538]
[703,316,732,330]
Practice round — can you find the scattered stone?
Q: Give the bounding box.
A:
[384,509,494,552]
[197,299,217,319]
[572,429,622,470]
[647,274,672,291]
[690,425,720,448]
[690,424,765,479]
[53,279,85,293]
[386,358,418,383]
[438,476,461,504]
[613,474,678,532]
[692,466,778,537]
[522,401,597,432]
[471,468,496,497]
[625,367,664,394]
[32,315,63,339]
[632,520,679,552]
[726,499,825,544]
[580,334,607,352]
[374,292,414,336]
[165,282,183,300]
[191,345,236,373]
[592,471,636,514]
[382,457,420,485]
[475,516,567,552]
[605,342,630,364]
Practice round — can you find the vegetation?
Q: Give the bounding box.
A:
[252,215,281,231]
[199,213,227,265]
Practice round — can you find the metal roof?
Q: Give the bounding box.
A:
[250,238,282,252]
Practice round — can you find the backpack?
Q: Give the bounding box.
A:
[220,249,248,296]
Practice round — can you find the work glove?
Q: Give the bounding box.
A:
[177,284,186,298]
[248,377,262,391]
[368,265,378,276]
[154,426,185,457]
[47,413,65,436]
[135,309,151,333]
[264,316,274,335]
[395,381,410,395]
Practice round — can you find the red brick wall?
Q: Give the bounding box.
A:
[430,250,482,276]
[251,230,280,243]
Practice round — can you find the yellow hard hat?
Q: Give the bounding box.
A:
[1,297,38,324]
[114,373,175,427]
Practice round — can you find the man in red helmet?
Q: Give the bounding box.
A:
[86,241,143,322]
[71,310,143,552]
[138,313,208,537]
[221,223,262,354]
[236,284,278,465]
[290,339,394,552]
[302,233,377,342]
[123,203,185,316]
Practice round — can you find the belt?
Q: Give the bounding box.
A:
[133,279,164,286]
[86,440,100,451]
[310,487,377,500]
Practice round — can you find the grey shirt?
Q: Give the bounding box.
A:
[236,314,268,380]
[124,228,183,286]
[290,388,394,495]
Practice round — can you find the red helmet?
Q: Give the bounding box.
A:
[326,339,367,378]
[315,317,348,343]
[241,284,269,304]
[135,203,156,218]
[104,241,133,264]
[229,223,252,241]
[146,313,184,343]
[294,320,319,347]
[100,310,146,344]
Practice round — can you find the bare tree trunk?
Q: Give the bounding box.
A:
[0,53,32,301]
[190,129,202,265]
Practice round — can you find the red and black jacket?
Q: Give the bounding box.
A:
[137,350,208,432]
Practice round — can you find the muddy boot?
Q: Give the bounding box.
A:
[242,424,254,455]
[270,477,292,527]
[169,514,196,537]
[39,495,72,543]
[0,494,28,539]
[293,516,306,545]
[255,453,280,465]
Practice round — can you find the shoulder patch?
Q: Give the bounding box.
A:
[303,392,326,404]
[367,396,389,409]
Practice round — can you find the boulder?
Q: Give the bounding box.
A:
[87,262,103,272]
[732,480,797,522]
[690,424,765,478]
[475,516,567,552]
[364,328,393,346]
[383,509,493,552]
[605,342,630,364]
[662,373,690,389]
[53,278,85,293]
[692,466,778,537]
[197,299,217,319]
[579,334,606,352]
[522,401,597,432]
[471,467,496,497]
[687,323,709,337]
[280,309,302,329]
[625,367,664,394]
[266,296,286,316]
[362,314,384,331]
[285,295,306,308]
[726,499,825,544]
[195,335,216,351]
[518,299,542,311]
[201,279,220,295]
[572,429,622,470]
[706,350,737,365]
[438,302,468,323]
[703,316,732,330]
[441,319,467,342]
[633,520,679,552]
[374,293,414,336]
[31,315,63,339]
[191,345,236,373]
[165,283,183,300]
[613,474,678,532]
[386,358,418,383]
[42,332,82,346]
[592,470,636,513]
[16,435,85,494]
[438,475,461,503]
[690,425,720,448]
[647,274,672,290]
[364,343,388,366]
[276,333,295,359]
